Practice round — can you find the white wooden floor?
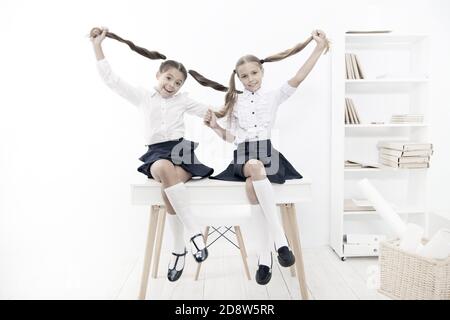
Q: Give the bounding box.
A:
[114,242,389,300]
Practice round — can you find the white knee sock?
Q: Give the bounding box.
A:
[164,182,205,250]
[252,179,288,249]
[251,204,272,267]
[166,214,186,270]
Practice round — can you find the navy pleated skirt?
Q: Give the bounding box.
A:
[210,139,302,184]
[137,138,214,179]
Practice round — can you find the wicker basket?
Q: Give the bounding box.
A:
[379,239,450,300]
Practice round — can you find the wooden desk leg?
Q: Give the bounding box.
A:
[237,226,248,259]
[138,205,160,300]
[152,206,167,279]
[279,205,297,278]
[286,203,309,300]
[234,226,251,280]
[194,226,210,281]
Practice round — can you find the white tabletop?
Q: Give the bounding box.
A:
[131,178,312,206]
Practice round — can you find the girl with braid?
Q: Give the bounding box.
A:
[191,29,330,285]
[90,27,213,282]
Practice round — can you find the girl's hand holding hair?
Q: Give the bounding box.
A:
[204,109,218,129]
[204,109,234,142]
[312,29,328,51]
[90,27,108,46]
[90,27,108,60]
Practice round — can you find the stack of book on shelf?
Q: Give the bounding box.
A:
[345,98,361,124]
[390,114,424,124]
[345,53,364,79]
[377,141,433,169]
[344,199,375,212]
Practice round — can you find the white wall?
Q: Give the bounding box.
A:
[0,0,449,299]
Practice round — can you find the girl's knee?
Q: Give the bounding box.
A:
[151,160,176,180]
[245,159,266,179]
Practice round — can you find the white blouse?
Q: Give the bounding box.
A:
[97,59,209,145]
[227,82,297,145]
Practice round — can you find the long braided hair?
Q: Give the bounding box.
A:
[189,35,330,119]
[90,27,188,80]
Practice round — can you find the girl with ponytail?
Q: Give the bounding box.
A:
[191,29,330,285]
[90,27,213,283]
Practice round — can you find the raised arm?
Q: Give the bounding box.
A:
[90,27,145,107]
[204,110,235,143]
[91,27,107,60]
[288,30,328,88]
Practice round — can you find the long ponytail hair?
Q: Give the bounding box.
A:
[90,28,188,81]
[90,27,166,60]
[188,69,242,118]
[189,35,330,118]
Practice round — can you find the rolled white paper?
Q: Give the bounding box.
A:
[417,228,450,260]
[399,223,424,253]
[358,178,406,237]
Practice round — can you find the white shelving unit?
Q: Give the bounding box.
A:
[330,33,431,260]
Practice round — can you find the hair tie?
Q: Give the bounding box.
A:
[259,59,265,64]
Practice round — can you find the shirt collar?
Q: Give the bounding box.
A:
[150,87,182,99]
[242,86,265,98]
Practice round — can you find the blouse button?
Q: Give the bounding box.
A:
[254,125,257,127]
[251,100,254,103]
[252,112,255,114]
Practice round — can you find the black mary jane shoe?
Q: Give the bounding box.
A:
[190,233,208,263]
[167,250,187,282]
[255,254,273,285]
[276,245,295,267]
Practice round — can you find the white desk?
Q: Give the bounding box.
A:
[131,178,312,300]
